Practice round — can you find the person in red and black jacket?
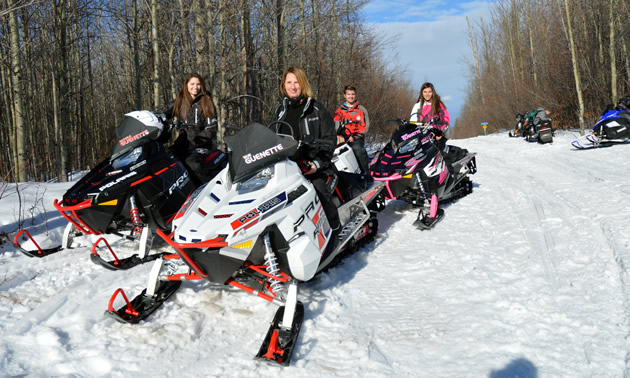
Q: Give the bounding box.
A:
[333,85,370,173]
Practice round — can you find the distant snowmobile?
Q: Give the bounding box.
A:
[105,122,385,366]
[509,113,526,137]
[13,110,226,270]
[370,117,477,229]
[522,115,553,144]
[571,106,630,149]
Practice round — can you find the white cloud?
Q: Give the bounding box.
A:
[366,1,492,121]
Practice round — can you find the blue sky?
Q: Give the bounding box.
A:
[362,1,492,125]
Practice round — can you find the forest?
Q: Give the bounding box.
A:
[2,0,629,182]
[0,0,415,183]
[454,0,630,139]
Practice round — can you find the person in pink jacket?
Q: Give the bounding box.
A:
[409,82,450,134]
[409,82,467,230]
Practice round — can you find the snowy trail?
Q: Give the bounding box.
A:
[1,131,630,377]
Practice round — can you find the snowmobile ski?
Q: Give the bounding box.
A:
[90,251,165,270]
[255,297,305,366]
[413,208,445,230]
[13,230,63,258]
[105,280,181,324]
[89,226,161,270]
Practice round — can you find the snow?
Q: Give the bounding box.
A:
[1,130,629,377]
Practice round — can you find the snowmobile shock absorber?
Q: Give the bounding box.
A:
[263,233,284,297]
[129,195,143,235]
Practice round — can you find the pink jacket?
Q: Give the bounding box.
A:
[409,102,450,133]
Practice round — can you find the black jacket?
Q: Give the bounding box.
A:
[163,94,218,155]
[274,96,336,173]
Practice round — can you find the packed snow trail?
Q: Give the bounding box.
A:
[1,131,629,377]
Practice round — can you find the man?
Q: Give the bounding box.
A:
[333,85,370,173]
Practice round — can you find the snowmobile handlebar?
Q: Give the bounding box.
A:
[268,120,334,150]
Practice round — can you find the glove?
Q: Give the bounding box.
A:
[429,127,443,137]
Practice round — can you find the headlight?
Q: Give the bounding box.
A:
[112,146,142,169]
[238,166,275,194]
[399,138,418,154]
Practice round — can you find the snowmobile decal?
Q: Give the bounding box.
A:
[243,143,285,164]
[229,199,255,205]
[259,192,287,214]
[167,171,190,195]
[119,129,149,146]
[98,171,137,192]
[131,160,146,171]
[231,208,261,229]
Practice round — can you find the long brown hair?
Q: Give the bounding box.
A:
[173,73,216,120]
[280,66,314,98]
[416,82,446,116]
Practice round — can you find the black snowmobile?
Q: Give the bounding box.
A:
[522,110,553,144]
[370,117,477,229]
[13,110,226,270]
[509,113,526,137]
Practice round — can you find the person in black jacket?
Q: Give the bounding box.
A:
[162,73,221,185]
[274,66,341,232]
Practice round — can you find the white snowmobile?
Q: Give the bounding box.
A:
[106,122,385,366]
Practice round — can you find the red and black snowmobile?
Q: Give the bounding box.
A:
[13,110,226,270]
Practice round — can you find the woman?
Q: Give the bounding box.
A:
[409,82,450,134]
[163,73,221,185]
[274,67,340,232]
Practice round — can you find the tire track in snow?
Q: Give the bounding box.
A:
[600,222,630,375]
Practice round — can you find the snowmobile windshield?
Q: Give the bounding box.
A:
[111,146,143,169]
[111,117,162,160]
[225,122,298,183]
[391,127,424,154]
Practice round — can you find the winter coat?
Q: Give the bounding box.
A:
[527,108,549,126]
[409,101,450,133]
[333,102,370,138]
[163,93,218,156]
[274,96,337,173]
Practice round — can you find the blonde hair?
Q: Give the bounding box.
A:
[280,66,314,98]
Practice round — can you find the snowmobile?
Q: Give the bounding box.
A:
[508,113,526,137]
[13,110,226,271]
[521,118,553,143]
[571,106,630,149]
[105,122,385,366]
[370,118,477,229]
[521,110,553,144]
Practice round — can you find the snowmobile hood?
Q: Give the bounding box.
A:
[225,123,298,182]
[596,109,630,128]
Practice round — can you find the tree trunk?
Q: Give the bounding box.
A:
[194,1,205,75]
[8,0,27,182]
[609,0,617,104]
[467,16,484,104]
[527,5,538,90]
[133,0,142,109]
[54,0,70,182]
[276,0,285,73]
[151,0,160,109]
[564,0,585,134]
